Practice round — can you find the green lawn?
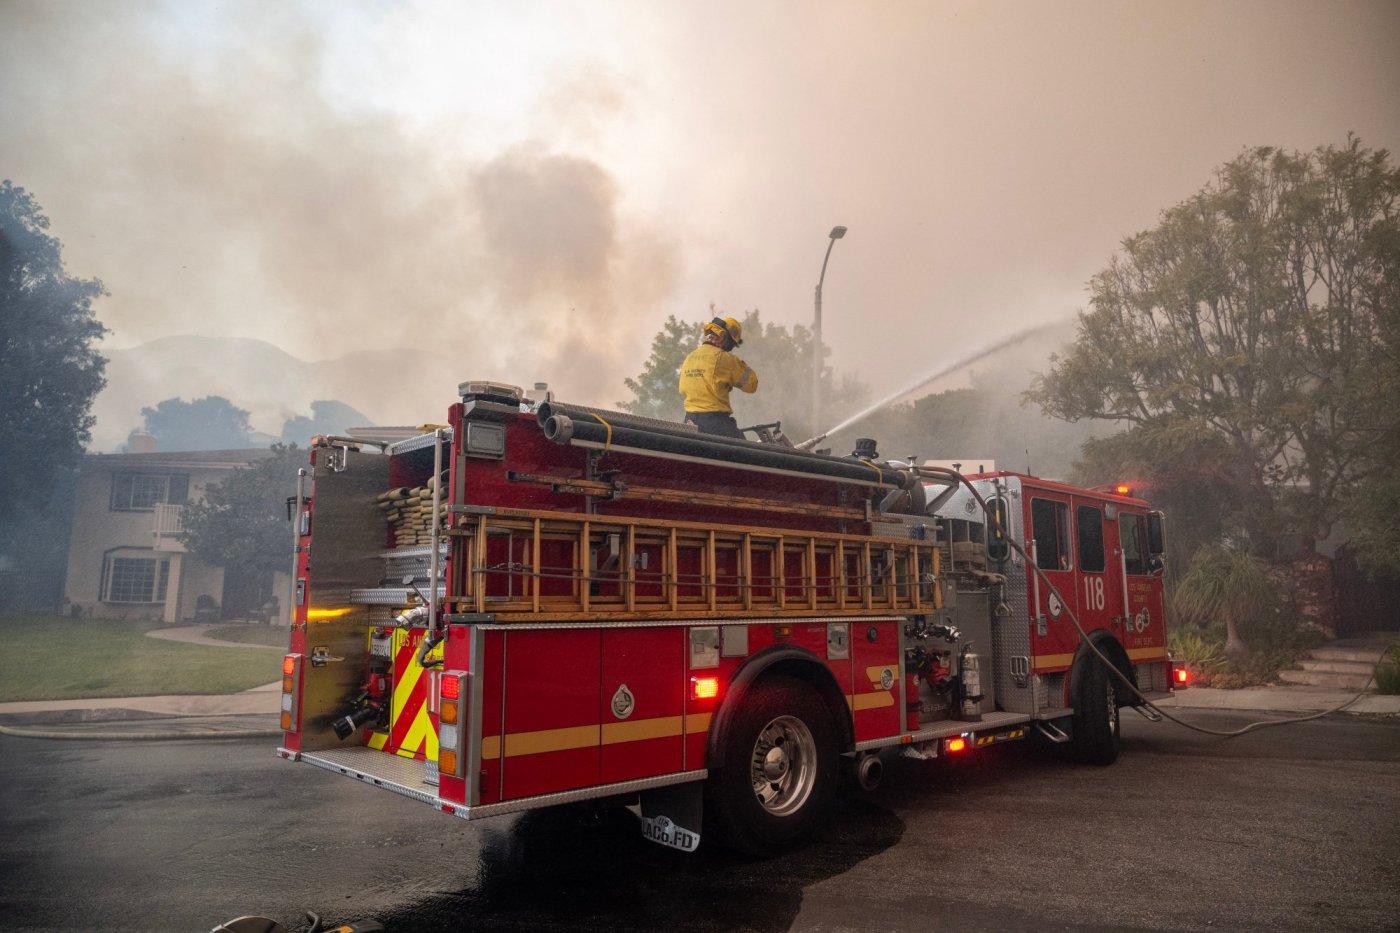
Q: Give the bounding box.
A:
[0,616,285,702]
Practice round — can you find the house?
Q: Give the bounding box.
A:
[63,445,292,624]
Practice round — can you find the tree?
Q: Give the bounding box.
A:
[279,400,371,445]
[1172,544,1276,660]
[620,308,866,442]
[141,396,252,451]
[620,315,696,422]
[180,444,303,602]
[1030,137,1399,558]
[841,368,1106,476]
[0,181,107,567]
[1068,421,1238,572]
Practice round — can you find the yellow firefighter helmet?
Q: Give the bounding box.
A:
[703,316,744,347]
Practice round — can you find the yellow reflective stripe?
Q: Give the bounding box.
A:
[478,712,715,761]
[505,724,600,757]
[602,716,683,745]
[864,665,895,686]
[392,661,424,725]
[850,691,895,711]
[400,708,438,758]
[1033,647,1164,671]
[367,732,388,751]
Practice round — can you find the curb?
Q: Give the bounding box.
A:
[0,711,283,742]
[0,722,284,741]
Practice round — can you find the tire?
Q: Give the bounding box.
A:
[705,675,838,855]
[1070,657,1121,765]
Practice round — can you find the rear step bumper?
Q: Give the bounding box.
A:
[279,745,706,820]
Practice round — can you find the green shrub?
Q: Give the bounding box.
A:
[1167,544,1331,687]
[1167,627,1225,676]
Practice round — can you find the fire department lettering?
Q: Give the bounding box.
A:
[640,814,700,852]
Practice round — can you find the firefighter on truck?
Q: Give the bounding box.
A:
[276,381,1178,855]
[678,316,758,439]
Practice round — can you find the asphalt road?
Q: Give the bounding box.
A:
[1,710,1397,933]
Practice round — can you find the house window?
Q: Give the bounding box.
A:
[101,553,171,603]
[110,473,188,511]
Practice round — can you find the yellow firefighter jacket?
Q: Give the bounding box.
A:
[678,343,759,414]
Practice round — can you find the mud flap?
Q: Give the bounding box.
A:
[638,782,703,852]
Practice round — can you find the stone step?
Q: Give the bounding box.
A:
[1277,669,1375,690]
[1309,646,1393,664]
[1299,659,1379,675]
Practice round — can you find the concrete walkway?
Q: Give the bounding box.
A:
[143,622,284,650]
[1160,684,1400,716]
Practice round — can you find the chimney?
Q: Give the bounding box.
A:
[127,431,157,453]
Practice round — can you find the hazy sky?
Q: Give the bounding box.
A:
[4,0,1398,418]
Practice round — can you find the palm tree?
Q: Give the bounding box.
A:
[1171,544,1275,661]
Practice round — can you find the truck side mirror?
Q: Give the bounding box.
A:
[1147,511,1166,557]
[986,497,1010,563]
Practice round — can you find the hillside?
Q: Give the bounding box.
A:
[90,336,466,451]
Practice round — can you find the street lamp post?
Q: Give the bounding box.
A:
[812,225,847,436]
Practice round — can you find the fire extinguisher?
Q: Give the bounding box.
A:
[959,644,983,722]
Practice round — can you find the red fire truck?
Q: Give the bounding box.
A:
[277,382,1176,854]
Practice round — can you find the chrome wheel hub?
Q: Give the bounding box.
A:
[750,715,817,816]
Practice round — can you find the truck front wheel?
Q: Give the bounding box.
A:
[705,675,837,855]
[1070,657,1121,765]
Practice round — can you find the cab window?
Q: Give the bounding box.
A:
[1120,513,1147,575]
[1031,498,1071,571]
[1077,505,1105,573]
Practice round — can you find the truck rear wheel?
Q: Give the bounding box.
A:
[705,675,837,855]
[1070,657,1121,765]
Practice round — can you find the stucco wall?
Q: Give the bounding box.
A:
[63,452,273,622]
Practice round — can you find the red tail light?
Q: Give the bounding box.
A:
[691,676,720,700]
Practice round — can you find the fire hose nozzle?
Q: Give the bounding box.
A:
[393,604,430,627]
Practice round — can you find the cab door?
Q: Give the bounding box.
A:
[1026,491,1079,671]
[1118,510,1167,656]
[1071,499,1124,635]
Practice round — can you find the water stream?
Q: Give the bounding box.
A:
[798,321,1062,449]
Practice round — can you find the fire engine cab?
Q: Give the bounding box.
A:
[277,382,1176,854]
